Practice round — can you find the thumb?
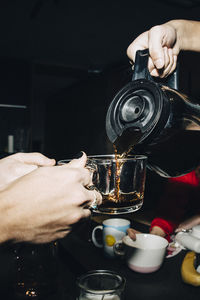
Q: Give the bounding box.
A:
[68,151,87,168]
[12,152,56,166]
[127,228,140,240]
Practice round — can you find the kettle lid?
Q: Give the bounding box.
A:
[106,78,170,152]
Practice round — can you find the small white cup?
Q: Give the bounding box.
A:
[114,234,168,273]
[92,218,130,258]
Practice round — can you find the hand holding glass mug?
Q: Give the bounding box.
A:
[59,154,147,214]
[2,152,102,244]
[58,153,102,211]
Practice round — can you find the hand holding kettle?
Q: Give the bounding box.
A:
[127,19,200,78]
[106,47,200,177]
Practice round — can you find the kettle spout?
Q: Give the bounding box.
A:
[106,100,142,154]
[106,124,141,155]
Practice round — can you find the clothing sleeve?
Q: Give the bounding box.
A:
[150,170,199,239]
[150,218,176,242]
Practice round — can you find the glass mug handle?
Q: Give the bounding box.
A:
[91,225,103,248]
[85,161,97,187]
[57,158,100,210]
[113,240,125,257]
[85,161,100,210]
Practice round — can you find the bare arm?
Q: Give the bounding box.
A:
[0,152,55,190]
[0,153,102,244]
[175,215,200,232]
[169,19,200,52]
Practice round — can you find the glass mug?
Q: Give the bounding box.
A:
[87,154,147,214]
[58,154,147,214]
[76,270,126,300]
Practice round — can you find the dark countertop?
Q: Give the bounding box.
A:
[0,217,199,300]
[59,218,199,300]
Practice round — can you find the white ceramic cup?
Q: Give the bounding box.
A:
[92,218,130,258]
[114,234,168,273]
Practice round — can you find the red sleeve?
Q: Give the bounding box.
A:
[150,170,200,242]
[154,170,199,229]
[169,170,199,186]
[150,217,176,242]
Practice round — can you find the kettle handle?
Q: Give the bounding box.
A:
[132,49,179,90]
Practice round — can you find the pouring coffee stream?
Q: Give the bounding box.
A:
[106,49,200,178]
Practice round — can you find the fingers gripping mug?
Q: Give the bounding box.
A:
[92,218,130,258]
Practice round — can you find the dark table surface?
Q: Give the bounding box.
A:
[0,217,199,300]
[59,217,200,300]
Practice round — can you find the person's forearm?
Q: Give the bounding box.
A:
[176,214,200,232]
[0,193,12,243]
[167,19,200,52]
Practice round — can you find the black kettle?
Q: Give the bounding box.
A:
[106,49,200,177]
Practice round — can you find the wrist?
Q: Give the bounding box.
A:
[167,19,200,52]
[165,19,183,51]
[150,226,166,238]
[195,215,200,227]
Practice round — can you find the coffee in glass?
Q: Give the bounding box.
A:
[87,154,147,214]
